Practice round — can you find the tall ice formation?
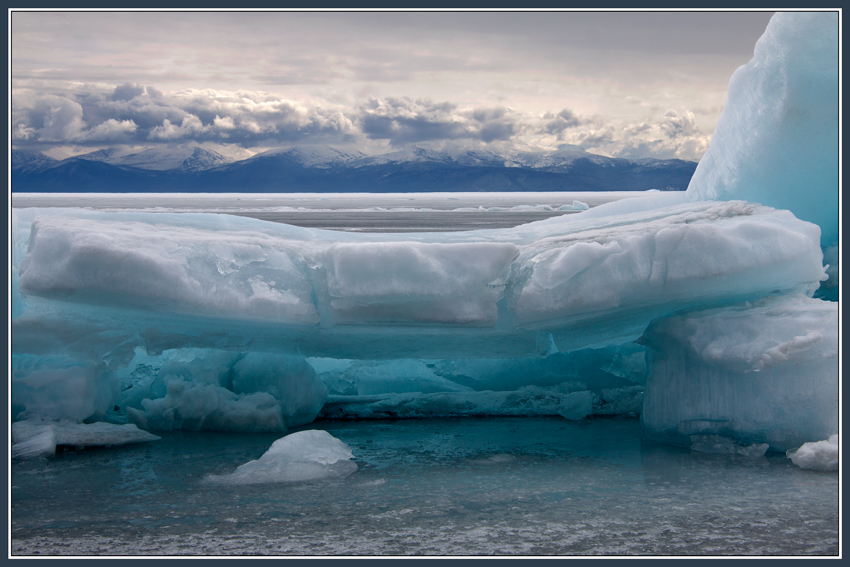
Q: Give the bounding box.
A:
[686,12,839,248]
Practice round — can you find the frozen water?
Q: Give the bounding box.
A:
[640,294,838,451]
[787,434,839,472]
[207,430,357,485]
[686,12,839,248]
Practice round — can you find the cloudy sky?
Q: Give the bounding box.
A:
[11,10,775,161]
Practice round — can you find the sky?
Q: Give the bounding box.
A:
[11,10,776,162]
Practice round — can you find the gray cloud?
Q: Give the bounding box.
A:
[356,98,522,145]
[111,82,146,102]
[541,108,587,139]
[11,11,778,162]
[13,86,358,147]
[11,83,712,161]
[659,110,699,138]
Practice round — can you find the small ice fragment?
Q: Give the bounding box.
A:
[558,390,594,421]
[571,200,589,210]
[787,434,838,471]
[208,430,357,485]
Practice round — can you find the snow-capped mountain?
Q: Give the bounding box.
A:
[249,146,366,169]
[79,146,233,172]
[11,151,56,167]
[11,144,697,193]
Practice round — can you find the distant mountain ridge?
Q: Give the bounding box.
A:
[11,144,697,193]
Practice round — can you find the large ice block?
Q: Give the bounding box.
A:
[13,201,826,362]
[686,12,839,247]
[639,294,838,451]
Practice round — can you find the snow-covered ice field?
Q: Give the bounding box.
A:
[10,191,644,232]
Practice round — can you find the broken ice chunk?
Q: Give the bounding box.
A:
[11,426,56,459]
[207,430,357,485]
[11,420,159,458]
[787,435,838,471]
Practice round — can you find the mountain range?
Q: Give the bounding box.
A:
[11,145,697,193]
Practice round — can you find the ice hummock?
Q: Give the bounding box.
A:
[686,12,838,249]
[206,430,357,485]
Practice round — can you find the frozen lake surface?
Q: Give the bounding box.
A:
[11,191,658,232]
[11,418,838,556]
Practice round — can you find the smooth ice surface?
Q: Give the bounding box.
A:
[640,294,838,451]
[10,419,838,555]
[207,430,357,485]
[787,434,839,472]
[686,12,839,247]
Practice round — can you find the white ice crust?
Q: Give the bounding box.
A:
[207,430,357,485]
